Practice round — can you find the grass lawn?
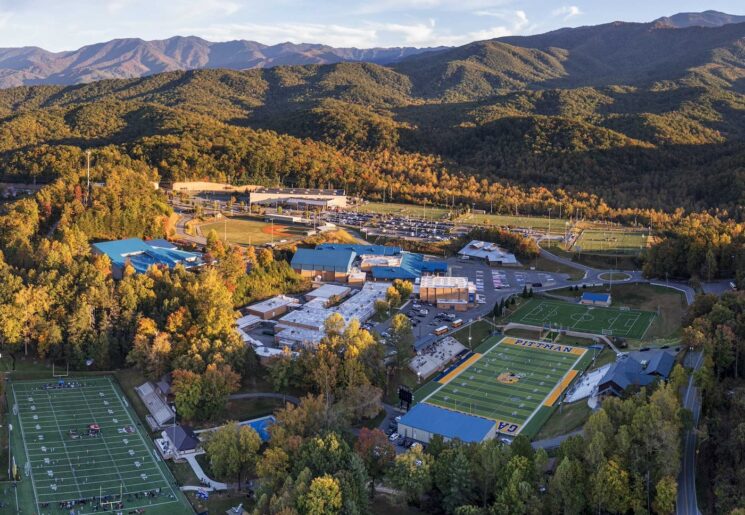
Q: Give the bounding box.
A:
[200,217,306,245]
[507,298,656,339]
[357,202,452,220]
[588,348,617,371]
[185,489,253,515]
[198,398,284,429]
[457,213,565,234]
[534,400,592,440]
[541,242,640,270]
[550,284,685,341]
[451,320,497,349]
[528,255,585,281]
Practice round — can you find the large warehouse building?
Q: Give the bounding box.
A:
[91,238,204,279]
[458,240,519,266]
[419,276,477,310]
[295,243,448,283]
[249,188,347,208]
[397,403,497,444]
[290,248,357,281]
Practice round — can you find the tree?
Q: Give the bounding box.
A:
[549,457,587,514]
[171,369,202,422]
[392,279,414,301]
[591,459,631,514]
[387,445,432,503]
[653,475,677,515]
[204,423,261,488]
[298,475,342,515]
[257,247,274,268]
[374,299,390,319]
[385,286,401,308]
[266,347,295,393]
[256,446,289,492]
[389,313,414,369]
[200,364,241,420]
[354,428,396,495]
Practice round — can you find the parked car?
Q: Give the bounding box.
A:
[388,432,400,442]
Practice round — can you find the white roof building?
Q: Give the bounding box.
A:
[275,282,389,347]
[458,240,520,266]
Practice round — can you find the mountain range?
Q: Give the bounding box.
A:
[0,10,743,89]
[0,37,444,89]
[0,12,744,213]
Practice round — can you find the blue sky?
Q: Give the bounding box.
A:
[0,0,742,51]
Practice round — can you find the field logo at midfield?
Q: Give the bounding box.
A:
[497,371,521,384]
[502,337,586,356]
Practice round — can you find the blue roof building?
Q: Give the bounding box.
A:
[598,350,676,397]
[290,248,356,280]
[316,243,402,256]
[370,252,448,281]
[397,403,496,443]
[91,238,204,279]
[580,292,612,307]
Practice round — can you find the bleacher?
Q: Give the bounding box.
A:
[135,382,175,430]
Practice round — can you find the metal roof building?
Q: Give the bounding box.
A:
[316,243,402,256]
[91,238,204,279]
[290,248,356,274]
[397,403,496,444]
[458,240,519,266]
[370,252,448,281]
[598,350,676,397]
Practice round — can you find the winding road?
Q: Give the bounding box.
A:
[677,351,704,515]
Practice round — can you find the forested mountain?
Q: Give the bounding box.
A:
[0,36,444,89]
[0,14,743,216]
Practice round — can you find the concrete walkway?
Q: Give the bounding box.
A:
[182,453,228,491]
[531,429,584,450]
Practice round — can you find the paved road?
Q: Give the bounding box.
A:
[531,429,584,450]
[174,210,206,245]
[677,351,704,515]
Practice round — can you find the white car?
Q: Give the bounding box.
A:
[388,432,400,442]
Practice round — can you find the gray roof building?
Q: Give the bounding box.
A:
[598,350,676,397]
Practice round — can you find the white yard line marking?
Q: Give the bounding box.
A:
[12,385,41,509]
[43,389,85,499]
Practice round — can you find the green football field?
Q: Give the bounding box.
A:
[419,336,589,435]
[5,376,192,515]
[508,298,656,339]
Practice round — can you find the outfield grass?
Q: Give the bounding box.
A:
[200,217,306,245]
[7,377,191,514]
[418,336,587,435]
[507,298,656,339]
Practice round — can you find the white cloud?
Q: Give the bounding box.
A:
[552,5,582,20]
[179,22,379,48]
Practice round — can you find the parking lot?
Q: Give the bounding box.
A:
[373,258,570,349]
[323,211,469,243]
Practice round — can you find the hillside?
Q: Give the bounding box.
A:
[0,16,743,215]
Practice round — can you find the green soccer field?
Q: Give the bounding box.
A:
[573,228,648,254]
[419,336,588,435]
[509,298,656,339]
[6,377,192,515]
